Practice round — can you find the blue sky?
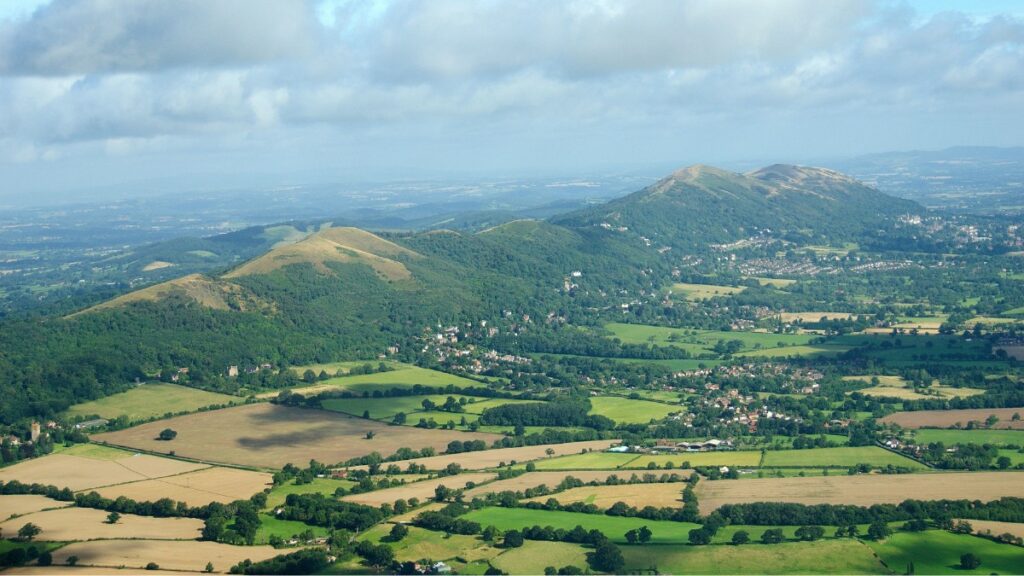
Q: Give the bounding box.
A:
[0,0,1022,204]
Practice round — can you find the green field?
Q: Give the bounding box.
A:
[913,428,1024,447]
[621,539,885,574]
[738,344,853,359]
[532,353,721,371]
[461,507,700,544]
[588,396,680,424]
[530,451,637,470]
[491,540,589,574]
[629,451,765,468]
[358,524,500,565]
[284,362,485,394]
[868,530,1024,575]
[671,282,747,301]
[264,478,356,509]
[606,322,816,356]
[760,447,925,469]
[254,513,329,544]
[64,383,237,421]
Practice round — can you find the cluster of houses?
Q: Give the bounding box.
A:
[4,420,58,447]
[608,438,736,454]
[226,363,274,377]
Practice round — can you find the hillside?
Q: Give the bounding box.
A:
[69,274,269,317]
[554,163,921,246]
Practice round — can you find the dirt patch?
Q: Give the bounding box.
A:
[696,471,1024,514]
[93,403,503,469]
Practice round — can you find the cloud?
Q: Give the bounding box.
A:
[0,0,320,75]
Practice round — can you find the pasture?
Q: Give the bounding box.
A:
[529,451,636,470]
[695,471,1024,513]
[0,495,71,519]
[340,472,496,506]
[912,428,1024,446]
[462,471,621,499]
[359,524,500,564]
[670,282,746,300]
[780,312,854,323]
[49,539,282,573]
[491,541,588,574]
[264,477,355,508]
[588,396,679,424]
[628,451,764,468]
[345,439,619,472]
[620,539,885,574]
[319,394,539,421]
[93,403,502,469]
[461,507,699,544]
[843,375,983,400]
[92,466,272,506]
[868,530,1024,575]
[880,407,1024,429]
[606,322,816,357]
[759,446,925,468]
[64,383,237,422]
[0,507,203,541]
[750,277,797,287]
[254,514,329,545]
[274,362,484,397]
[0,450,207,491]
[524,482,687,509]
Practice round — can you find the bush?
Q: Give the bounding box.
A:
[731,530,750,545]
[959,553,981,570]
[146,562,160,570]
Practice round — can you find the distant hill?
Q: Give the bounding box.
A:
[554,163,921,246]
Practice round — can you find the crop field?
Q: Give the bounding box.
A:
[64,383,237,421]
[346,440,619,472]
[341,472,496,505]
[273,362,485,397]
[93,403,503,469]
[529,451,636,470]
[491,541,589,574]
[964,519,1024,539]
[0,494,71,519]
[628,451,765,468]
[606,322,815,356]
[49,539,282,573]
[868,530,1024,575]
[588,396,679,424]
[843,375,984,400]
[913,428,1024,446]
[779,312,854,323]
[0,507,203,541]
[0,450,207,491]
[462,471,622,498]
[461,507,699,544]
[759,446,925,468]
[264,477,356,508]
[880,407,1024,429]
[620,539,885,574]
[695,471,1024,513]
[319,394,537,421]
[670,282,746,300]
[738,344,853,358]
[92,466,272,506]
[524,481,687,509]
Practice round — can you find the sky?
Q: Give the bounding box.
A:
[0,0,1022,206]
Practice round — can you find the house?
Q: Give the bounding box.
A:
[73,418,109,431]
[30,421,41,442]
[433,562,452,574]
[227,365,239,377]
[607,445,632,453]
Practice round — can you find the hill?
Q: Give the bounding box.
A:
[70,274,269,317]
[554,163,921,246]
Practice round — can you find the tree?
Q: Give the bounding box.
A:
[365,431,376,440]
[158,428,177,441]
[795,525,825,541]
[67,555,79,566]
[146,562,160,570]
[731,530,750,545]
[17,522,41,541]
[997,456,1012,469]
[589,541,625,573]
[106,511,121,524]
[959,553,981,570]
[545,447,556,457]
[205,562,215,573]
[37,552,53,567]
[867,522,891,541]
[389,523,409,542]
[624,529,639,544]
[638,525,652,544]
[503,530,524,548]
[760,529,784,544]
[688,528,712,545]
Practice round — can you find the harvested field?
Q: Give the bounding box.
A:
[341,472,496,506]
[879,407,1024,429]
[93,466,272,506]
[8,568,197,575]
[964,519,1024,539]
[463,471,622,498]
[0,507,203,541]
[93,403,503,469]
[49,540,281,573]
[345,439,618,472]
[695,471,1024,514]
[0,452,207,491]
[780,312,854,322]
[0,495,71,519]
[525,482,688,508]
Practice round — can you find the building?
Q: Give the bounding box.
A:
[29,421,41,442]
[227,365,239,377]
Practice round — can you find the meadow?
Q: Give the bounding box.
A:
[588,396,680,424]
[93,403,502,469]
[274,362,486,397]
[880,407,1024,429]
[620,539,885,574]
[264,477,356,508]
[490,541,589,575]
[358,524,501,565]
[843,375,984,400]
[759,446,925,468]
[64,383,238,421]
[340,472,496,506]
[461,507,700,544]
[345,440,618,472]
[695,471,1024,513]
[670,282,747,300]
[254,513,329,545]
[628,451,765,468]
[606,322,816,357]
[868,530,1024,575]
[912,428,1024,446]
[524,482,687,509]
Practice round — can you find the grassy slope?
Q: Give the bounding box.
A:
[64,383,237,421]
[461,507,699,544]
[868,530,1024,575]
[620,539,885,574]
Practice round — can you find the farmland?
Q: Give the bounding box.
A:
[271,362,485,397]
[91,466,272,506]
[0,449,207,491]
[48,540,282,573]
[670,282,746,300]
[462,471,622,498]
[587,396,679,424]
[880,407,1024,429]
[524,481,688,509]
[340,472,496,506]
[606,322,816,356]
[759,446,925,468]
[491,541,589,574]
[868,530,1024,575]
[912,428,1024,446]
[345,440,619,472]
[461,507,700,544]
[620,539,886,574]
[843,375,984,400]
[0,506,204,541]
[93,403,503,469]
[0,494,71,519]
[964,519,1024,539]
[64,383,237,422]
[695,471,1024,513]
